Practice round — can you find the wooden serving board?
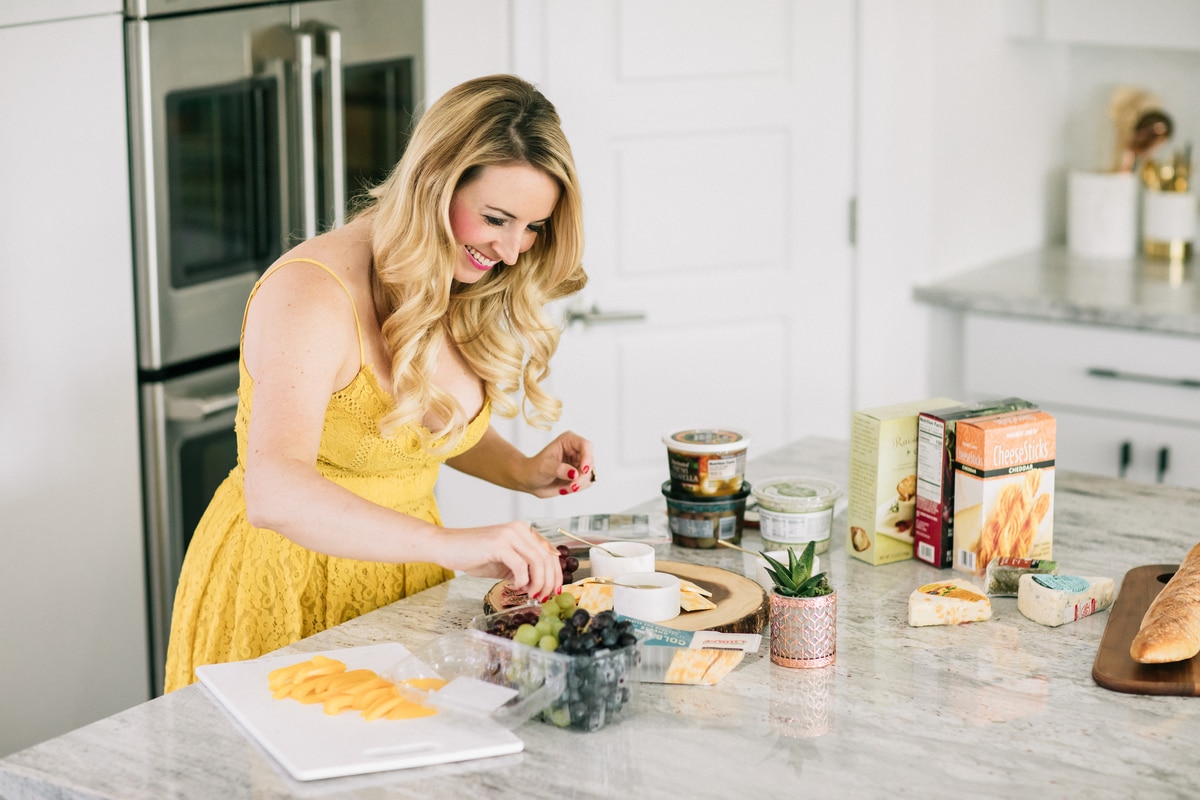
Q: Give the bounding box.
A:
[484,560,769,635]
[1092,563,1200,696]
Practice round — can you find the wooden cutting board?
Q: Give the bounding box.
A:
[1092,563,1200,696]
[484,560,769,635]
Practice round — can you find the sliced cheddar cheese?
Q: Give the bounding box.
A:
[907,580,992,627]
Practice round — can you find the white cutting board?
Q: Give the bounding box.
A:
[196,643,524,781]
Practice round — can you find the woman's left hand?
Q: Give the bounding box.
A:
[526,430,596,498]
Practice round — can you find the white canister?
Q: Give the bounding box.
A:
[752,477,841,554]
[1067,170,1138,260]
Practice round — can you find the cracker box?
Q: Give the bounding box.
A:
[848,397,958,566]
[913,397,1037,569]
[952,410,1056,577]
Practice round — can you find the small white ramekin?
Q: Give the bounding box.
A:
[589,541,655,579]
[613,571,681,622]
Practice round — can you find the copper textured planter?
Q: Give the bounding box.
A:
[769,590,836,668]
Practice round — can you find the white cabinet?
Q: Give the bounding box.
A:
[960,314,1200,488]
[0,14,149,757]
[0,1,122,28]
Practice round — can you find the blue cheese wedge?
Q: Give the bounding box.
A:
[908,580,992,626]
[1017,573,1114,627]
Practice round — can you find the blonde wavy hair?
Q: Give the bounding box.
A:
[359,74,586,453]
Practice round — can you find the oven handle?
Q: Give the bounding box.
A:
[309,22,346,229]
[252,27,318,246]
[294,29,319,239]
[166,391,239,422]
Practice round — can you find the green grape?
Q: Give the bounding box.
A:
[556,592,576,612]
[538,634,558,652]
[535,619,554,636]
[514,623,540,646]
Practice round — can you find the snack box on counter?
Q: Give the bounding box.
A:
[847,397,958,566]
[953,409,1056,577]
[913,397,1038,569]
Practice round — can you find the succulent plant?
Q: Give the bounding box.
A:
[761,541,832,598]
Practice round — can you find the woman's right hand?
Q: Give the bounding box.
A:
[438,522,563,601]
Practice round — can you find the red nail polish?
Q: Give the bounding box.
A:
[571,483,579,492]
[567,468,577,480]
[582,465,590,474]
[559,488,568,495]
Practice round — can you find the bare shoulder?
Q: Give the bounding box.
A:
[243,229,373,385]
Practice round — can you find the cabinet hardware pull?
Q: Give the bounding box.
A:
[1118,441,1132,479]
[563,305,647,327]
[1086,367,1200,389]
[1157,446,1171,484]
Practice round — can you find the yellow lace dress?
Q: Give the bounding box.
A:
[164,258,489,692]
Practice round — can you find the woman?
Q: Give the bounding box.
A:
[164,74,594,691]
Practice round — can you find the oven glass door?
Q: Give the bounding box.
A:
[166,76,280,290]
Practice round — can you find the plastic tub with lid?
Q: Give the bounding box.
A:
[751,477,841,554]
[661,428,750,497]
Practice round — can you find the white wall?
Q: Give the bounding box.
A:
[855,0,1069,409]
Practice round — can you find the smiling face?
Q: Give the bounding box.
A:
[448,163,561,283]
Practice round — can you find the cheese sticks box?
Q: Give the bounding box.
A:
[913,398,1037,569]
[953,410,1056,577]
[847,397,958,565]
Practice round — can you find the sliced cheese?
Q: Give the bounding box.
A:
[678,578,713,598]
[663,649,744,685]
[680,589,716,612]
[1017,573,1113,627]
[907,580,992,627]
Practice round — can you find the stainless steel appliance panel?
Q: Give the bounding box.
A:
[297,0,424,229]
[141,359,240,696]
[128,5,293,370]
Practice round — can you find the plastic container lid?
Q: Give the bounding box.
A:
[661,479,752,505]
[661,428,751,454]
[751,476,840,513]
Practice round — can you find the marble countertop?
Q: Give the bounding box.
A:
[913,246,1200,337]
[5,437,1200,799]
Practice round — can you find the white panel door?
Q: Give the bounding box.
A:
[514,0,855,521]
[437,0,855,526]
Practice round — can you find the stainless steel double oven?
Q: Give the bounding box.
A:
[128,0,423,694]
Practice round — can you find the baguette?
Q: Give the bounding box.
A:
[1130,542,1200,664]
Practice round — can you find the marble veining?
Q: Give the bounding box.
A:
[913,246,1200,336]
[4,438,1200,799]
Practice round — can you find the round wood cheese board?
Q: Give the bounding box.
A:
[484,559,769,635]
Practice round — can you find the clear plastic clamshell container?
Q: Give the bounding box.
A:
[467,604,642,732]
[381,628,568,730]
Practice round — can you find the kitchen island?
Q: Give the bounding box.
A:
[4,436,1200,799]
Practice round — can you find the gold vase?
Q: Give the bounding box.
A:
[769,590,836,668]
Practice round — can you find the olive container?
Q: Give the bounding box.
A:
[661,480,751,548]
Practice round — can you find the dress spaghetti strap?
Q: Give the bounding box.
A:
[242,257,366,367]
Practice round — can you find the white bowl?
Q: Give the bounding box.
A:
[613,572,681,622]
[589,541,655,579]
[755,550,820,592]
